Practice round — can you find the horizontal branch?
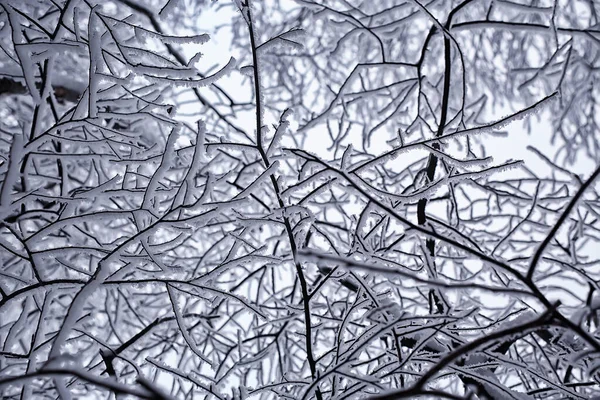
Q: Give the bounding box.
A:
[452,20,600,39]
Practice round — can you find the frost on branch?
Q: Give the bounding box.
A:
[2,0,600,399]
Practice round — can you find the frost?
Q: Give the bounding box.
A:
[0,2,594,399]
[257,29,306,56]
[0,132,23,217]
[280,169,335,200]
[267,108,293,157]
[340,144,353,171]
[451,92,559,139]
[167,285,214,368]
[425,145,493,168]
[6,12,39,103]
[352,92,558,173]
[134,26,211,45]
[141,57,237,87]
[88,9,102,118]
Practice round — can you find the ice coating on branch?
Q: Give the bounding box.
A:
[187,51,204,68]
[196,253,273,285]
[18,42,87,57]
[6,10,40,103]
[206,142,260,155]
[281,169,334,200]
[88,9,103,118]
[452,92,559,139]
[352,92,558,173]
[2,1,593,398]
[425,145,493,168]
[141,57,237,87]
[257,29,306,56]
[449,160,524,184]
[267,108,294,157]
[129,63,198,78]
[0,132,23,217]
[143,125,181,214]
[134,26,211,45]
[341,144,353,171]
[193,284,266,319]
[167,285,215,368]
[297,65,362,133]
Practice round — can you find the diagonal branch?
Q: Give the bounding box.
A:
[527,164,600,280]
